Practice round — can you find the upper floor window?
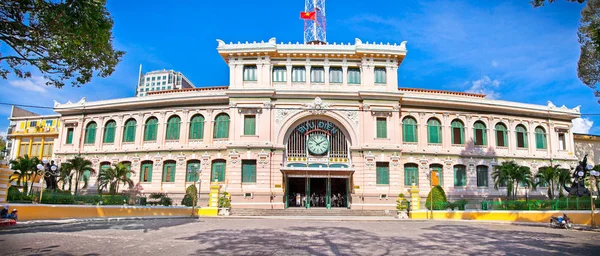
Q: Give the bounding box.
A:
[123,119,137,143]
[272,66,287,82]
[427,118,442,144]
[243,115,256,136]
[474,121,487,146]
[103,120,116,144]
[402,116,418,143]
[144,117,158,141]
[515,125,528,148]
[292,66,306,82]
[29,121,38,127]
[189,115,205,140]
[329,67,343,83]
[243,65,257,81]
[166,115,181,140]
[374,67,386,84]
[84,122,97,144]
[451,119,464,145]
[534,126,547,149]
[310,67,325,83]
[213,113,230,139]
[495,123,508,147]
[376,117,387,138]
[45,120,53,126]
[66,128,74,144]
[558,132,567,150]
[348,67,361,84]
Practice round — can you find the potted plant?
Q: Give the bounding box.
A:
[396,193,410,219]
[218,192,231,216]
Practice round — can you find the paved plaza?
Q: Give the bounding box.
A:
[1,218,599,255]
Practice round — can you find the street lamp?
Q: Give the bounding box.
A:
[36,159,48,203]
[589,165,598,229]
[187,165,202,217]
[426,169,439,220]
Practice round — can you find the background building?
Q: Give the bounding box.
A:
[6,106,60,162]
[136,68,195,97]
[53,38,580,210]
[574,133,600,165]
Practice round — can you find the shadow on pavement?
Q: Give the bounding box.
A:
[177,223,599,256]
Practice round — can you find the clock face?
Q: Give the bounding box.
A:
[307,134,330,155]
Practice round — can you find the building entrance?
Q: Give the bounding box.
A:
[286,177,349,209]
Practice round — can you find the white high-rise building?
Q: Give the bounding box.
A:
[136,68,195,97]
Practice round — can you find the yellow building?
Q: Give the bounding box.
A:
[6,106,60,162]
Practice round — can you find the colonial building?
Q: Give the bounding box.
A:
[53,38,580,210]
[6,106,60,162]
[574,133,600,166]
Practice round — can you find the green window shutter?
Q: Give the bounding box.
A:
[427,119,441,144]
[66,128,74,144]
[186,162,200,182]
[103,121,116,143]
[375,67,386,84]
[123,120,136,142]
[141,163,153,182]
[162,162,176,182]
[477,166,488,187]
[242,160,257,183]
[166,116,181,140]
[244,115,256,135]
[376,118,387,138]
[535,127,546,149]
[243,65,257,81]
[144,118,158,141]
[214,114,230,139]
[376,162,389,185]
[272,67,287,82]
[402,118,417,142]
[211,161,226,182]
[404,165,418,186]
[292,67,306,82]
[348,68,361,84]
[85,122,97,144]
[329,68,343,83]
[451,120,464,144]
[189,115,205,140]
[454,165,466,187]
[311,67,325,83]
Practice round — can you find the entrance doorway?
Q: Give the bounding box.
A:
[285,177,349,209]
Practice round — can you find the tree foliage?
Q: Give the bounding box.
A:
[492,161,533,200]
[97,163,134,195]
[0,0,125,88]
[532,0,600,103]
[425,185,447,210]
[9,154,40,196]
[61,156,95,195]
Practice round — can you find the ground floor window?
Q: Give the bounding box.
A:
[163,161,176,182]
[242,160,256,183]
[211,160,226,182]
[454,165,466,187]
[477,165,488,187]
[140,161,153,182]
[376,162,389,185]
[404,164,419,186]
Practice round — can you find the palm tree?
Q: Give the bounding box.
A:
[492,161,533,200]
[58,164,74,192]
[9,155,40,195]
[62,156,96,195]
[557,168,572,198]
[97,163,135,195]
[535,165,560,199]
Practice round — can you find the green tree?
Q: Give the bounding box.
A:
[535,165,560,199]
[492,161,533,200]
[9,154,40,195]
[181,185,198,207]
[0,0,124,88]
[97,163,134,195]
[58,164,73,192]
[61,156,95,195]
[425,185,448,210]
[532,0,600,103]
[557,168,573,198]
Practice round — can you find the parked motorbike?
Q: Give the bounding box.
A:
[550,213,573,229]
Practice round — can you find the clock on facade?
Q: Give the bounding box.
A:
[307,133,330,155]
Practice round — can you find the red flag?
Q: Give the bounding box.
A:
[300,11,316,20]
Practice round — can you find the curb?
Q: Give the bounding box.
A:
[3,215,197,229]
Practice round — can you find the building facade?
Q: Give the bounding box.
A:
[574,133,600,166]
[136,69,195,97]
[53,38,580,210]
[6,106,60,162]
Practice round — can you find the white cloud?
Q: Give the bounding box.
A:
[572,118,594,134]
[0,131,6,138]
[465,76,501,99]
[491,60,499,67]
[8,76,48,93]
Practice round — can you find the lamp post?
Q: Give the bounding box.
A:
[589,167,598,229]
[187,165,202,216]
[426,169,439,220]
[36,159,48,203]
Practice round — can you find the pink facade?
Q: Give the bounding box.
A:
[53,38,580,210]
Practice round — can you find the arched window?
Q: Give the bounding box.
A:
[144,117,158,141]
[189,115,205,140]
[120,161,132,179]
[451,119,464,145]
[404,163,419,186]
[473,121,487,146]
[495,123,508,147]
[454,165,466,187]
[515,125,528,148]
[123,119,137,143]
[211,159,226,182]
[100,162,111,172]
[140,161,153,182]
[402,116,418,143]
[162,160,176,182]
[84,122,97,144]
[213,114,230,139]
[430,164,443,186]
[535,126,547,149]
[166,115,181,140]
[186,160,201,182]
[427,118,442,144]
[103,120,116,144]
[477,165,488,187]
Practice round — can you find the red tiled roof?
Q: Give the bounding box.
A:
[398,87,486,98]
[147,86,229,95]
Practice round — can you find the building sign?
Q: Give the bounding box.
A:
[297,120,339,135]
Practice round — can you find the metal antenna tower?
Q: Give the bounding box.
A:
[303,0,326,44]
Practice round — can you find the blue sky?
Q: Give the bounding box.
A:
[1,0,599,136]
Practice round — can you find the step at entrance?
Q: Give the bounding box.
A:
[231,208,395,217]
